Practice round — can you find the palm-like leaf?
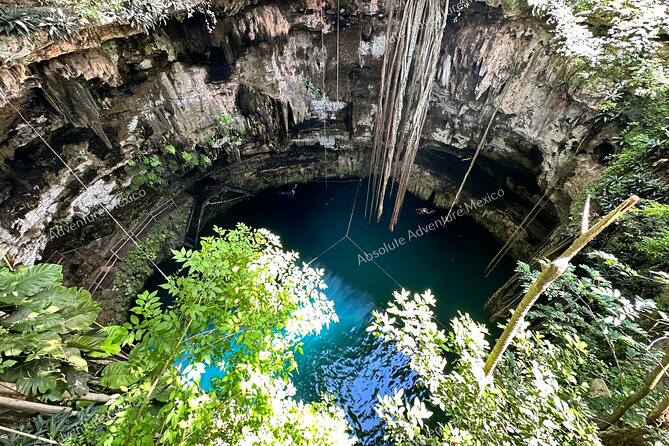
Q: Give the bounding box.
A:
[101,361,142,389]
[33,331,65,359]
[0,332,40,356]
[2,359,65,400]
[57,292,100,334]
[31,285,80,310]
[0,264,107,400]
[0,264,62,297]
[1,306,64,332]
[63,332,105,352]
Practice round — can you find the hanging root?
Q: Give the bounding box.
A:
[366,0,450,230]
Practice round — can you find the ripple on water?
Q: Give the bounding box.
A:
[144,180,515,444]
[295,272,419,445]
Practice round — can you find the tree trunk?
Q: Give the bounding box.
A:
[647,394,669,427]
[599,343,669,430]
[0,381,111,403]
[0,395,75,416]
[483,196,639,379]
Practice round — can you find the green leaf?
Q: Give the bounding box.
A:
[0,359,17,374]
[64,367,89,397]
[101,362,141,389]
[63,347,88,371]
[63,332,105,352]
[92,325,130,357]
[57,290,100,333]
[1,307,64,332]
[0,332,39,356]
[3,359,64,399]
[35,331,65,358]
[9,264,62,297]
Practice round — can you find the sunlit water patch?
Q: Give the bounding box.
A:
[146,179,514,444]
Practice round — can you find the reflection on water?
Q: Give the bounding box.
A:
[295,272,417,443]
[145,179,514,444]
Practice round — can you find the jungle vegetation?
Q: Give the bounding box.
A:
[0,0,668,445]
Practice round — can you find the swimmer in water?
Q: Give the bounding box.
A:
[416,207,435,215]
[279,184,297,197]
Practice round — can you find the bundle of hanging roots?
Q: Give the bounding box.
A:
[367,0,449,230]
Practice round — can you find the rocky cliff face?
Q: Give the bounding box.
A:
[0,0,613,274]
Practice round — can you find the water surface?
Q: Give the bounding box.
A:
[148,179,515,443]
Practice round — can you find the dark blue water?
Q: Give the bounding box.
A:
[147,179,514,443]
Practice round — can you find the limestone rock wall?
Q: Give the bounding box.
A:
[0,0,613,268]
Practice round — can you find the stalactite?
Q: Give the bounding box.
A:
[37,62,113,149]
[366,0,449,230]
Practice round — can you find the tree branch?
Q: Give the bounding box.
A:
[483,195,639,379]
[0,395,75,416]
[0,424,61,445]
[0,381,111,404]
[600,343,669,430]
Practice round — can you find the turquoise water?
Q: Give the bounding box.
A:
[147,179,514,443]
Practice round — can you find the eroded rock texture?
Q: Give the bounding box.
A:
[0,0,613,269]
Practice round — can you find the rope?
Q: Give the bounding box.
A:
[304,180,395,286]
[205,194,249,206]
[484,113,591,276]
[0,88,169,281]
[483,191,553,277]
[310,179,362,183]
[1,252,13,271]
[306,236,347,267]
[303,179,455,332]
[321,2,328,194]
[306,180,362,266]
[445,108,498,221]
[346,237,403,289]
[346,179,362,236]
[336,0,340,103]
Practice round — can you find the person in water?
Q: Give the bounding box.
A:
[279,184,297,197]
[416,207,435,215]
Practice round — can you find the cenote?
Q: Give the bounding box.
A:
[146,179,515,443]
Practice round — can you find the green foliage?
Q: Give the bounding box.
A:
[94,225,351,445]
[369,291,602,446]
[368,255,669,445]
[0,406,101,446]
[633,202,669,262]
[602,201,669,271]
[101,216,182,324]
[523,253,663,424]
[0,6,81,40]
[218,112,234,130]
[38,0,215,35]
[302,79,321,98]
[0,264,126,401]
[164,144,176,155]
[179,150,198,168]
[586,90,669,214]
[594,171,666,214]
[125,153,166,191]
[217,113,244,147]
[126,144,213,192]
[570,90,669,272]
[526,0,668,94]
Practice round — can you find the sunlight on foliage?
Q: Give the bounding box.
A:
[96,224,352,446]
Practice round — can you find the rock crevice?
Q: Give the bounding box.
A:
[0,0,611,269]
